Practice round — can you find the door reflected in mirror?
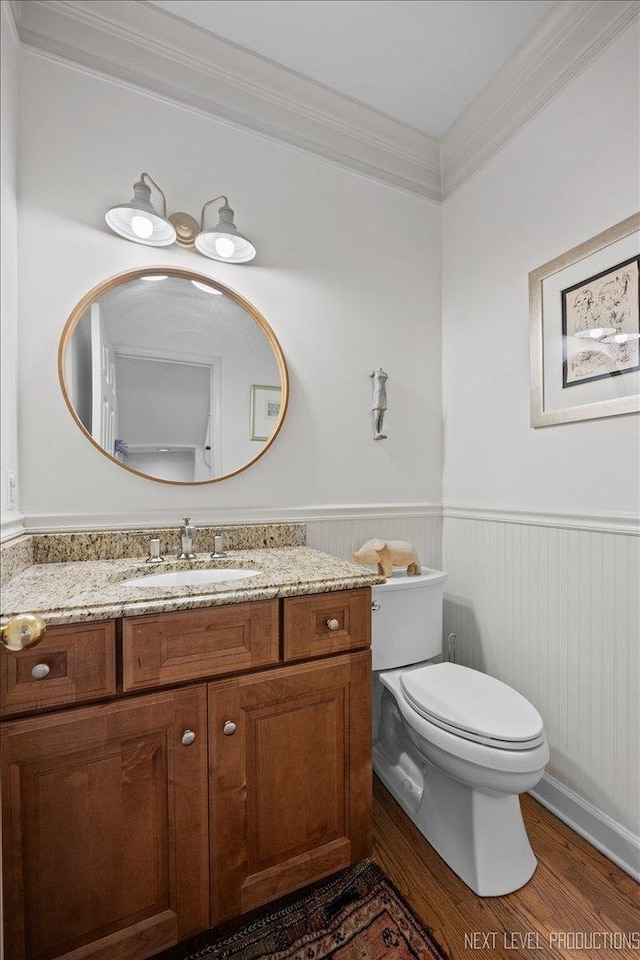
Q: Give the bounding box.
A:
[59,269,288,484]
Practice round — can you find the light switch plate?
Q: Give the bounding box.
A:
[6,470,16,509]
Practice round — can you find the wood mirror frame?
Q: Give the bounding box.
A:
[58,266,289,485]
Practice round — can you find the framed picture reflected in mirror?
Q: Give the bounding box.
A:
[251,385,282,441]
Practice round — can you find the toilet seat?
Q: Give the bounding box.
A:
[381,667,549,773]
[400,663,545,752]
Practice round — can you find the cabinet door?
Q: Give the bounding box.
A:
[2,686,209,960]
[209,651,371,924]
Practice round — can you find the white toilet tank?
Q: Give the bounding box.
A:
[372,568,448,670]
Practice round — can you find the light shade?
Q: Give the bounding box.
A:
[601,332,640,344]
[105,178,176,247]
[191,280,223,294]
[573,327,616,340]
[195,200,256,263]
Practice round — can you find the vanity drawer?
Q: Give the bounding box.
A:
[282,588,371,661]
[0,621,117,716]
[122,599,279,691]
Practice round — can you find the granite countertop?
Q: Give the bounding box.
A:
[1,547,384,627]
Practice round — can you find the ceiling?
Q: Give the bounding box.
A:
[98,275,278,368]
[149,0,556,138]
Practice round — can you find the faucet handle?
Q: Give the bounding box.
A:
[211,532,226,559]
[148,537,164,564]
[130,532,164,563]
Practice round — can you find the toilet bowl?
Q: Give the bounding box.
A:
[371,569,549,896]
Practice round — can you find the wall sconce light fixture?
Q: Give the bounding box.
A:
[105,172,256,263]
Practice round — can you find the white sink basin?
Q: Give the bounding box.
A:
[121,568,261,589]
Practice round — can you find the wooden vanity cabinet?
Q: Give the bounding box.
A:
[1,590,372,960]
[1,685,209,960]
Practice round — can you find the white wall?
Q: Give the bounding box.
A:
[442,24,640,845]
[1,5,20,535]
[116,357,210,447]
[16,51,442,531]
[442,25,639,518]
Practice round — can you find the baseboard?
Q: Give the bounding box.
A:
[530,773,640,881]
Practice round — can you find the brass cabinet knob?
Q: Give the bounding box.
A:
[1,614,47,652]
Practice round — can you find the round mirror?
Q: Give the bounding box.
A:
[59,268,288,484]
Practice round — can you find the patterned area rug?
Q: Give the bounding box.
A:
[155,859,447,960]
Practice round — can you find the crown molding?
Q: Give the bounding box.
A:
[3,0,21,43]
[15,0,441,201]
[12,1,639,204]
[440,0,639,200]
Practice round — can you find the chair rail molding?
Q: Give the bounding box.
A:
[10,1,639,203]
[0,513,26,544]
[443,505,640,537]
[19,503,441,533]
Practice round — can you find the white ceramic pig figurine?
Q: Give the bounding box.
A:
[352,538,421,577]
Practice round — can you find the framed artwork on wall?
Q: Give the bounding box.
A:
[529,212,640,427]
[250,385,281,441]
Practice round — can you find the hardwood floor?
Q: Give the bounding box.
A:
[372,777,640,960]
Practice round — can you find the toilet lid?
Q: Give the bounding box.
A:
[400,663,544,748]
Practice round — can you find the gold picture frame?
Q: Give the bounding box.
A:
[529,212,640,427]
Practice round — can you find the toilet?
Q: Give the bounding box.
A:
[372,568,549,897]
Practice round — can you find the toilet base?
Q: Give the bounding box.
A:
[373,739,537,897]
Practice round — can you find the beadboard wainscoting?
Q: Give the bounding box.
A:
[305,508,442,569]
[442,510,640,878]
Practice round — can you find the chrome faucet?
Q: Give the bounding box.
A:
[210,532,226,558]
[177,517,197,560]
